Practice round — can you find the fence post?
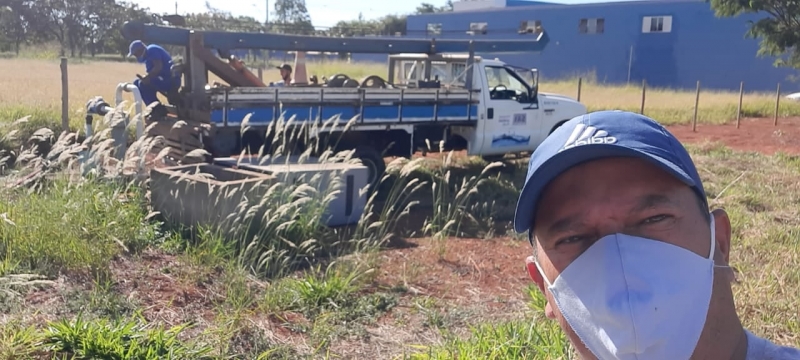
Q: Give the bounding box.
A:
[577,77,582,102]
[692,80,700,132]
[640,79,646,115]
[736,81,744,129]
[60,57,69,133]
[257,67,263,81]
[774,83,781,126]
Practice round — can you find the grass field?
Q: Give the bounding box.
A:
[0,54,799,358]
[2,57,800,134]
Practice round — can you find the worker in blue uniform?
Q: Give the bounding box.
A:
[127,40,177,107]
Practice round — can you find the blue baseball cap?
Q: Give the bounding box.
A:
[127,40,146,58]
[513,110,708,239]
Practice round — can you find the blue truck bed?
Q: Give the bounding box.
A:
[210,87,481,126]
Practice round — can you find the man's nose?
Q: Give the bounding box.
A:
[585,210,628,240]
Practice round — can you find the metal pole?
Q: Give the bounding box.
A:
[60,57,69,133]
[736,81,743,129]
[692,80,700,132]
[627,45,633,84]
[774,83,781,126]
[577,77,582,102]
[266,0,269,25]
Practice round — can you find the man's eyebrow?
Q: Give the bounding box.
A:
[630,193,676,213]
[545,215,581,237]
[541,194,675,237]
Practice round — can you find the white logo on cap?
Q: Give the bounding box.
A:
[561,123,617,151]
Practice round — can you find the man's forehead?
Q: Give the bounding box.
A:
[532,158,689,227]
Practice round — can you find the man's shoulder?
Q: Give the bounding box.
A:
[145,45,170,58]
[746,329,800,360]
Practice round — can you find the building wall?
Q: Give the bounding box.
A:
[406,0,798,92]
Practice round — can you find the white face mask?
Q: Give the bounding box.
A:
[534,215,723,359]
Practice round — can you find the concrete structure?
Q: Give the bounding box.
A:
[404,0,798,92]
[150,164,276,232]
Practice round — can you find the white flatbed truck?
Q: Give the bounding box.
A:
[112,21,588,185]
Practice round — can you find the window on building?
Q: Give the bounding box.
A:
[579,18,605,34]
[427,23,442,36]
[642,16,672,33]
[519,20,543,35]
[469,22,488,35]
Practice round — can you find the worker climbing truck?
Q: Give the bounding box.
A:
[107,21,587,185]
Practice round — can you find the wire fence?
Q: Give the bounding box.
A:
[557,77,800,129]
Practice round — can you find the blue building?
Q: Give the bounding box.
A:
[403,0,798,92]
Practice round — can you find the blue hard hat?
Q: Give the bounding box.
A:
[513,110,707,239]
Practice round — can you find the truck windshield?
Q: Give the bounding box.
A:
[484,66,529,94]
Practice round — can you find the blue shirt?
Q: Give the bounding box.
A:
[142,44,173,79]
[746,330,800,359]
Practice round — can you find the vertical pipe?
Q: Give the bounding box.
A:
[692,80,700,132]
[774,83,781,126]
[61,57,69,132]
[627,45,633,84]
[85,115,93,138]
[736,81,743,129]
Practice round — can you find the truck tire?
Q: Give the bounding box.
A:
[352,145,386,191]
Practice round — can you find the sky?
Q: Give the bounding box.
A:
[135,0,618,28]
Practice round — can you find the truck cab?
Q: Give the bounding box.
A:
[389,53,587,159]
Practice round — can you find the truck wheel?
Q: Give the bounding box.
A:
[352,145,386,191]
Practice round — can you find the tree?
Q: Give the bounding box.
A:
[272,0,314,35]
[710,0,800,68]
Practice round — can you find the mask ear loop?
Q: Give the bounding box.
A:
[709,215,716,260]
[533,260,554,288]
[708,214,739,283]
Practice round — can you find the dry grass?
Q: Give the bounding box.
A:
[2,58,800,133]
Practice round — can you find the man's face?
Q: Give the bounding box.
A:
[133,47,146,62]
[280,68,290,79]
[525,156,732,358]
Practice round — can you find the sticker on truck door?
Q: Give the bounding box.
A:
[491,133,531,147]
[498,115,510,126]
[513,113,526,125]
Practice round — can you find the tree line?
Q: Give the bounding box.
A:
[0,0,452,58]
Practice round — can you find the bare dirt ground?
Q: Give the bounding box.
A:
[666,116,800,155]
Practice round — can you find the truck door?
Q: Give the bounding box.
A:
[478,65,542,156]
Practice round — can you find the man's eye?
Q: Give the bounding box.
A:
[642,214,670,224]
[556,235,588,247]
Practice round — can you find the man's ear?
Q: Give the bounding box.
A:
[525,255,545,293]
[526,255,556,319]
[711,209,732,264]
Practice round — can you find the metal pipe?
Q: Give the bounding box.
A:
[115,82,144,139]
[85,115,93,138]
[122,21,551,54]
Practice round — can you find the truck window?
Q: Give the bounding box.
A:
[484,65,529,94]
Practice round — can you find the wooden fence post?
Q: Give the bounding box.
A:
[577,77,582,102]
[774,83,781,126]
[60,57,69,132]
[692,80,700,132]
[640,79,646,115]
[736,81,743,129]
